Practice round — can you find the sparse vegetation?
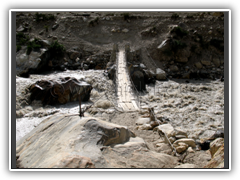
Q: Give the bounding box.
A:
[16,32,29,45]
[49,40,65,58]
[171,13,179,19]
[171,39,187,52]
[122,13,130,20]
[16,32,29,52]
[163,49,173,56]
[16,45,21,52]
[170,26,188,38]
[44,25,48,32]
[26,38,42,55]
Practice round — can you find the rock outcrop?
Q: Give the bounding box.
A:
[131,70,146,91]
[16,47,51,77]
[16,115,179,168]
[16,115,135,168]
[209,138,224,158]
[29,77,92,105]
[174,163,197,168]
[203,139,224,168]
[156,68,167,80]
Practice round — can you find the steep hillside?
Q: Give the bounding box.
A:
[16,11,224,79]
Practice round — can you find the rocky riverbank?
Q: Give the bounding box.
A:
[15,11,225,169]
[16,70,224,168]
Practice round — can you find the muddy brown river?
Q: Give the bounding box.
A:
[140,78,224,140]
[16,70,224,142]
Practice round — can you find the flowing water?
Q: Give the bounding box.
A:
[16,69,116,141]
[16,67,224,142]
[140,79,224,140]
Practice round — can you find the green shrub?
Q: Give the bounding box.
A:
[171,26,188,38]
[171,39,187,52]
[26,38,42,55]
[163,49,172,56]
[26,45,32,55]
[122,13,130,20]
[16,32,25,39]
[16,33,43,54]
[49,40,65,58]
[16,45,21,52]
[16,32,29,45]
[44,25,49,32]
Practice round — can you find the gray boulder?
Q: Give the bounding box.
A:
[39,40,51,48]
[156,68,167,80]
[52,23,59,30]
[29,77,92,105]
[16,115,179,168]
[103,140,178,168]
[17,25,26,32]
[131,70,146,91]
[174,163,197,168]
[16,116,135,168]
[16,48,50,76]
[66,47,81,58]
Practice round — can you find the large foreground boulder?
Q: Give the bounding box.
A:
[16,115,178,168]
[16,115,135,168]
[29,77,92,105]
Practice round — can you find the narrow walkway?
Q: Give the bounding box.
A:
[117,50,139,111]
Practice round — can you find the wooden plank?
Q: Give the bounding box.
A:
[118,103,123,111]
[132,101,139,110]
[119,103,128,111]
[125,103,133,111]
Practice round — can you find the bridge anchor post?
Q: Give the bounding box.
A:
[79,94,84,117]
